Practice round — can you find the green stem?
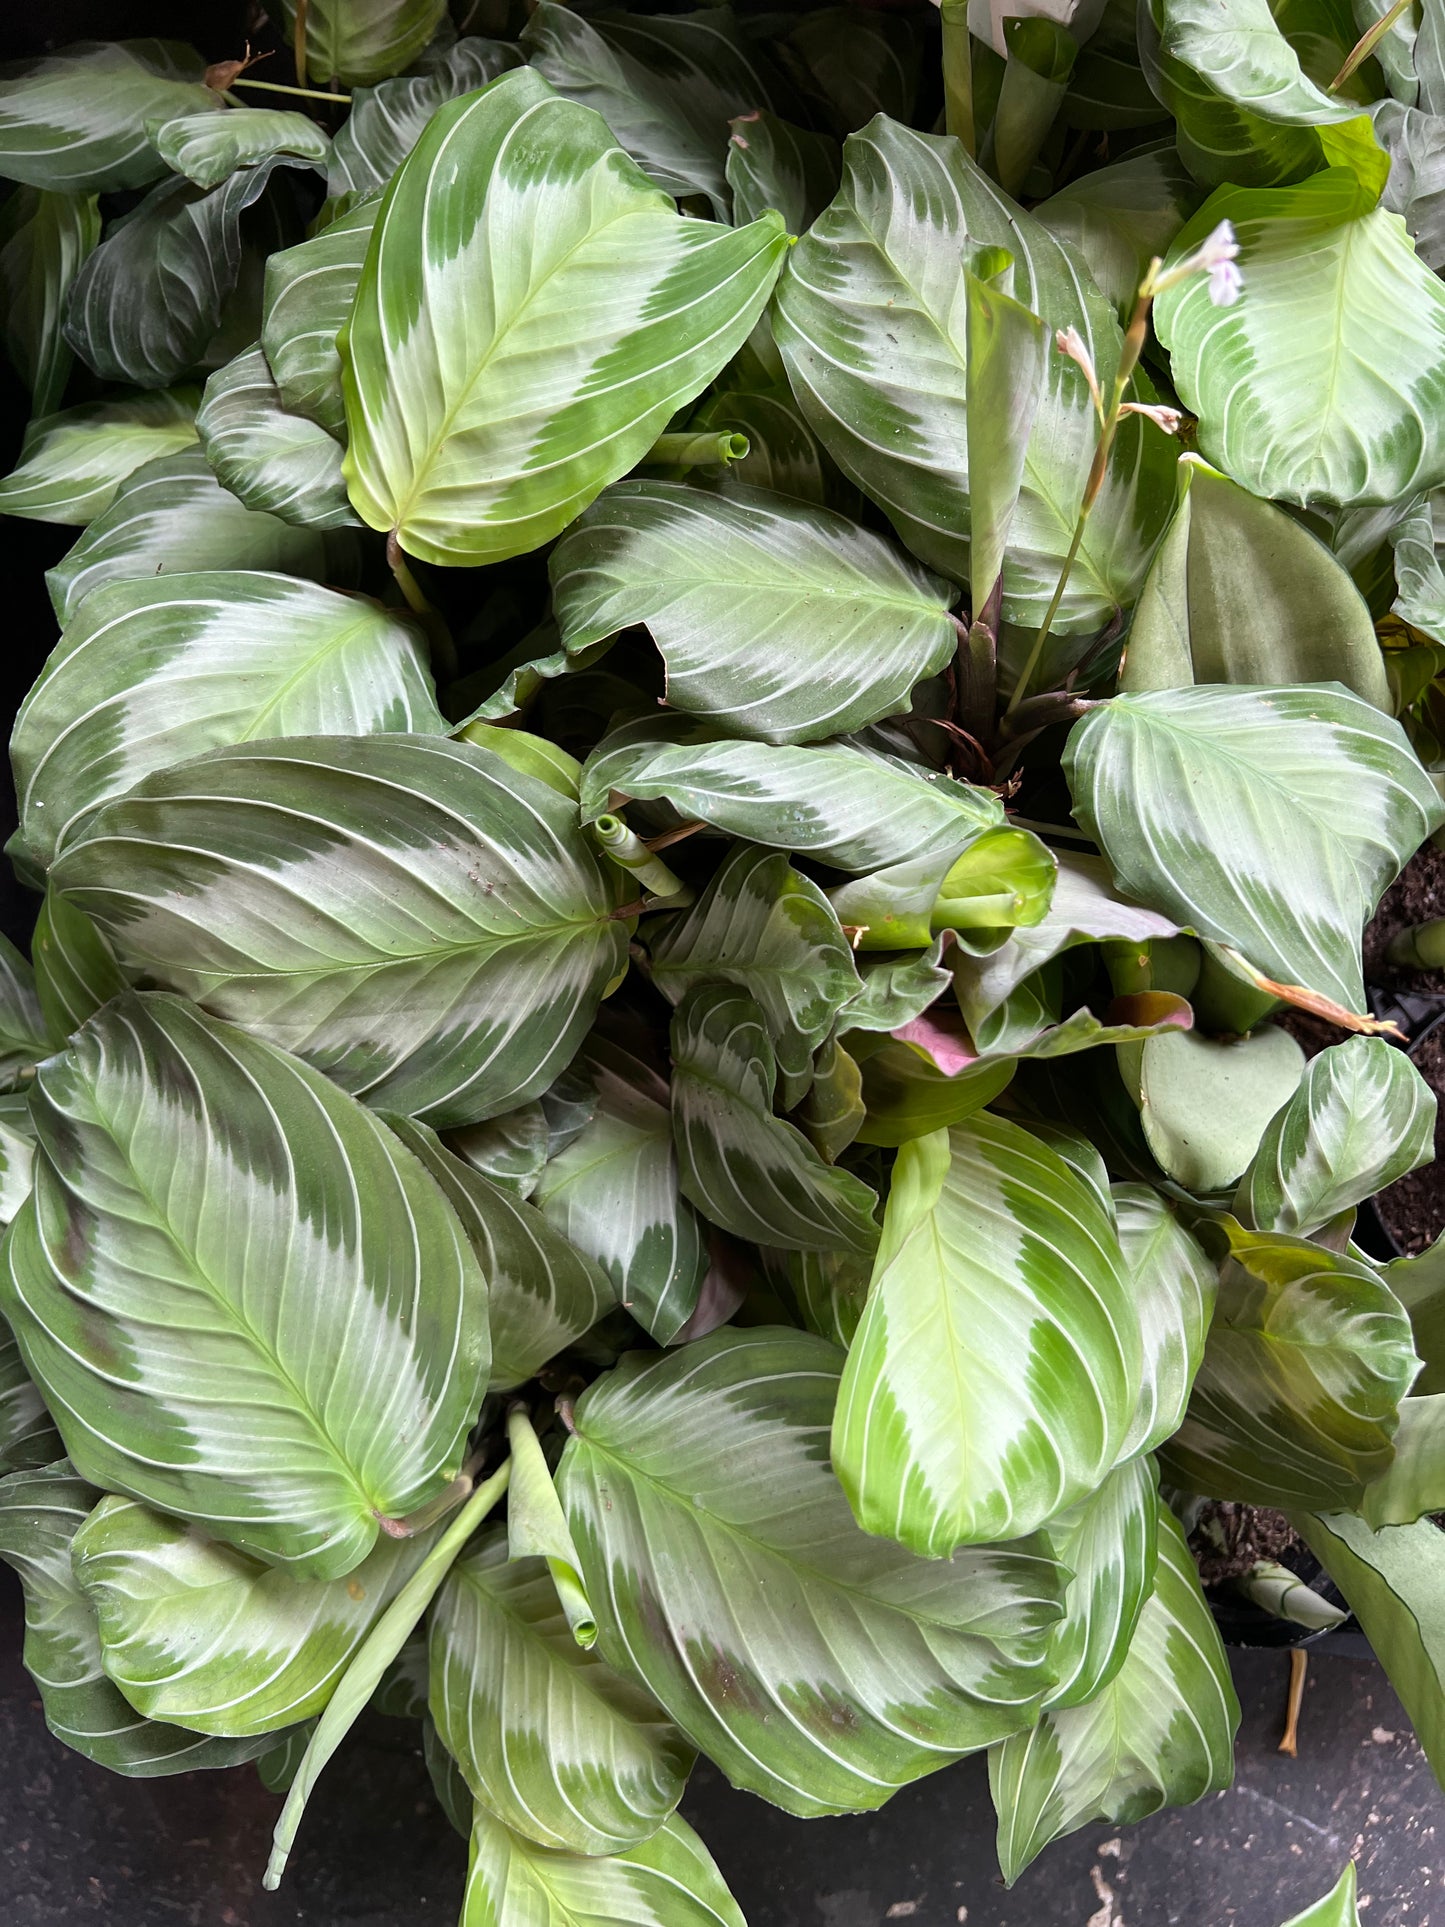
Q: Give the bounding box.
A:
[941,0,976,156]
[231,76,352,104]
[294,0,311,89]
[263,1461,511,1891]
[1328,0,1414,92]
[387,531,458,682]
[645,430,750,468]
[1005,281,1152,717]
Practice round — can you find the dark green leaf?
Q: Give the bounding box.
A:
[0,186,100,415]
[725,110,840,232]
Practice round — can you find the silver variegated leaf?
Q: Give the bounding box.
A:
[0,40,219,194]
[833,1116,1141,1553]
[46,447,350,626]
[1064,685,1444,1019]
[12,570,441,870]
[0,935,48,1087]
[1112,1185,1217,1462]
[1043,1453,1159,1711]
[447,1104,549,1200]
[148,107,331,188]
[0,993,490,1579]
[430,1527,692,1854]
[1236,1036,1437,1238]
[725,110,841,232]
[552,481,957,744]
[262,191,381,437]
[461,1806,744,1927]
[341,69,787,566]
[0,1462,275,1774]
[647,843,861,1081]
[670,985,880,1255]
[0,1308,60,1470]
[0,185,100,416]
[52,737,630,1128]
[532,1026,708,1347]
[278,0,449,88]
[0,387,197,526]
[31,890,125,1046]
[72,1493,434,1735]
[328,39,525,195]
[384,1116,614,1392]
[1035,147,1200,320]
[989,1503,1238,1883]
[558,1326,1066,1817]
[773,115,1174,632]
[1162,1222,1421,1509]
[196,344,357,529]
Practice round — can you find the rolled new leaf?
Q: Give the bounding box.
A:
[505,1406,596,1649]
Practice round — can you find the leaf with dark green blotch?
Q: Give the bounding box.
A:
[13,570,441,871]
[0,41,220,195]
[261,192,380,438]
[53,736,629,1128]
[833,1118,1141,1552]
[533,1029,708,1347]
[0,186,100,416]
[647,843,861,1081]
[1162,1222,1421,1509]
[1237,1037,1436,1238]
[670,985,880,1256]
[341,69,787,567]
[0,1462,278,1775]
[72,1493,437,1735]
[383,1115,615,1393]
[32,891,125,1046]
[429,1527,692,1855]
[0,993,490,1579]
[558,1326,1066,1817]
[0,389,197,526]
[1065,685,1444,1020]
[328,39,525,195]
[989,1504,1238,1883]
[197,345,358,530]
[0,1311,60,1471]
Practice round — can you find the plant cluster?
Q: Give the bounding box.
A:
[0,2,1443,1920]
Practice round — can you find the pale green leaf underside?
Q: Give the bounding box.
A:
[149,107,331,189]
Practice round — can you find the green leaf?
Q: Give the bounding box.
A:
[552,481,957,745]
[0,993,490,1579]
[1275,1863,1362,1927]
[850,1036,1018,1147]
[447,1104,549,1200]
[689,380,855,512]
[786,6,923,134]
[726,110,840,234]
[0,1114,35,1233]
[1123,1025,1306,1194]
[196,344,357,529]
[63,158,306,390]
[261,190,380,438]
[278,0,449,87]
[1357,1394,1445,1525]
[1122,457,1391,708]
[1385,1235,1445,1395]
[504,1405,595,1649]
[670,985,880,1255]
[532,1026,708,1347]
[46,446,351,626]
[583,716,1005,873]
[461,1806,744,1927]
[1156,173,1445,509]
[72,1493,435,1734]
[964,268,1046,627]
[1112,1185,1218,1462]
[1043,1454,1159,1711]
[0,1309,61,1470]
[0,388,197,526]
[0,1461,274,1774]
[149,107,331,189]
[1292,1510,1445,1784]
[430,1526,692,1855]
[1161,1222,1420,1509]
[773,115,1174,633]
[53,737,629,1128]
[383,1114,615,1394]
[32,890,125,1045]
[0,41,220,195]
[989,1503,1238,1884]
[1375,100,1445,272]
[558,1325,1066,1817]
[1064,685,1444,1020]
[833,1117,1140,1552]
[1237,1036,1437,1237]
[12,570,442,871]
[522,2,795,217]
[646,843,862,1082]
[844,937,955,1035]
[1035,147,1200,319]
[328,39,525,195]
[0,186,100,416]
[341,68,788,567]
[0,935,48,1087]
